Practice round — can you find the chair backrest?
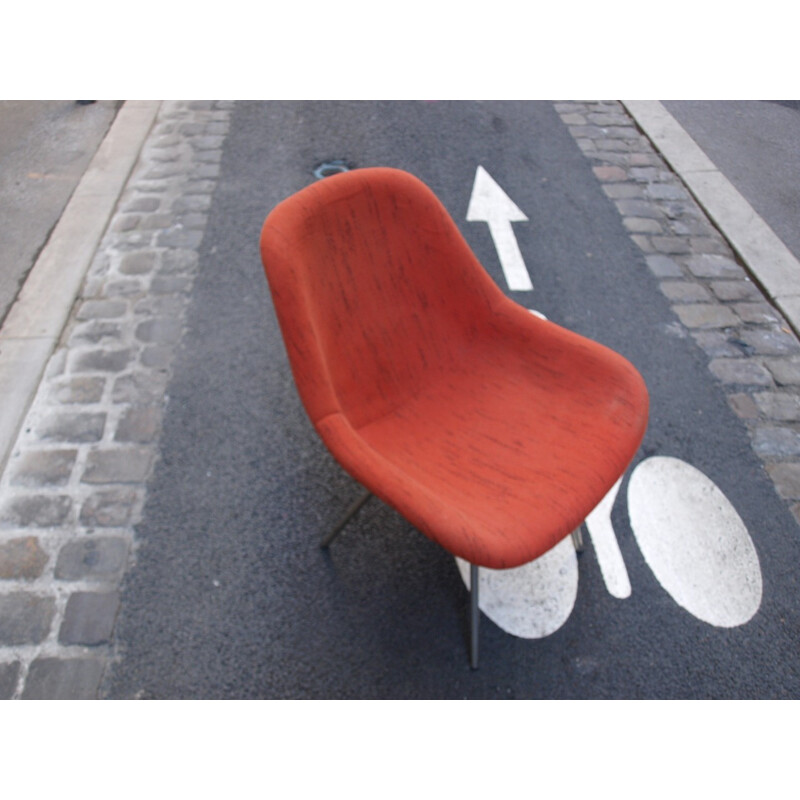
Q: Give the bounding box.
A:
[260,167,509,430]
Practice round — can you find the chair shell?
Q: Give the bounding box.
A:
[260,167,648,570]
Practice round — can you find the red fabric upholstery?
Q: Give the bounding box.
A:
[260,167,648,569]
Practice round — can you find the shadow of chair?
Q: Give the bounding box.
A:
[260,167,648,668]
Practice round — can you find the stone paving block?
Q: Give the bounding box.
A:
[105,278,145,297]
[134,294,185,317]
[763,358,800,386]
[587,112,630,127]
[616,199,664,219]
[180,213,208,230]
[81,447,154,484]
[728,393,760,420]
[8,449,77,487]
[686,254,744,279]
[120,251,157,275]
[112,215,141,233]
[766,463,800,500]
[135,317,183,345]
[733,302,780,324]
[76,300,127,320]
[645,254,684,278]
[195,164,221,180]
[602,183,644,200]
[54,536,128,581]
[139,213,175,230]
[754,392,800,421]
[112,372,169,404]
[752,427,800,458]
[159,249,199,275]
[740,328,800,356]
[659,281,712,303]
[604,127,641,140]
[692,331,745,358]
[71,320,123,345]
[22,658,105,699]
[710,280,763,301]
[0,537,48,579]
[114,406,162,443]
[156,228,204,249]
[172,195,211,213]
[79,487,141,527]
[0,495,72,527]
[50,376,106,404]
[191,134,226,150]
[140,346,172,370]
[651,236,692,254]
[195,150,222,165]
[645,183,689,201]
[37,412,106,443]
[59,591,120,646]
[709,358,773,386]
[593,165,627,182]
[123,196,161,213]
[0,593,56,645]
[624,217,663,234]
[72,348,133,374]
[0,661,20,698]
[150,275,192,295]
[673,304,740,329]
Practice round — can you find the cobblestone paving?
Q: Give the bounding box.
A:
[0,100,232,698]
[556,100,800,530]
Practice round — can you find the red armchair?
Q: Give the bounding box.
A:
[260,167,648,668]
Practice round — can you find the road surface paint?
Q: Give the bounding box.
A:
[584,477,632,599]
[627,456,762,627]
[466,165,532,291]
[455,536,578,639]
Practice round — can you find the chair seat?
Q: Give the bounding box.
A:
[314,305,645,569]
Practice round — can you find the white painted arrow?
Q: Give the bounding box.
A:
[466,165,533,291]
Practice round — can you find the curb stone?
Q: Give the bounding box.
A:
[0,100,233,699]
[555,100,800,529]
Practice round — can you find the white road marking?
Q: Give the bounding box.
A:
[455,536,578,639]
[466,165,533,291]
[627,456,763,627]
[584,477,632,599]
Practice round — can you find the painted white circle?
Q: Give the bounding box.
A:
[627,456,762,627]
[455,536,578,639]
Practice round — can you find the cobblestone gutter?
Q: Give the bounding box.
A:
[0,101,232,699]
[556,100,800,528]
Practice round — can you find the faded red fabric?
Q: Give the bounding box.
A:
[260,167,648,569]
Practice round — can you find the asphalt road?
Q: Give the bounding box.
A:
[105,101,800,698]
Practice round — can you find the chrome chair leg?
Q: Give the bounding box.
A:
[320,489,372,548]
[470,563,480,670]
[571,525,585,553]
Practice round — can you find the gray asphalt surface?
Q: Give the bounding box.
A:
[104,101,800,698]
[0,100,119,324]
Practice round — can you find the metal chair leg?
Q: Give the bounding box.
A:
[470,563,480,670]
[320,489,372,548]
[571,525,585,553]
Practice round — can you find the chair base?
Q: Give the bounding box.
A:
[571,526,585,553]
[470,563,480,670]
[320,488,372,548]
[320,490,585,669]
